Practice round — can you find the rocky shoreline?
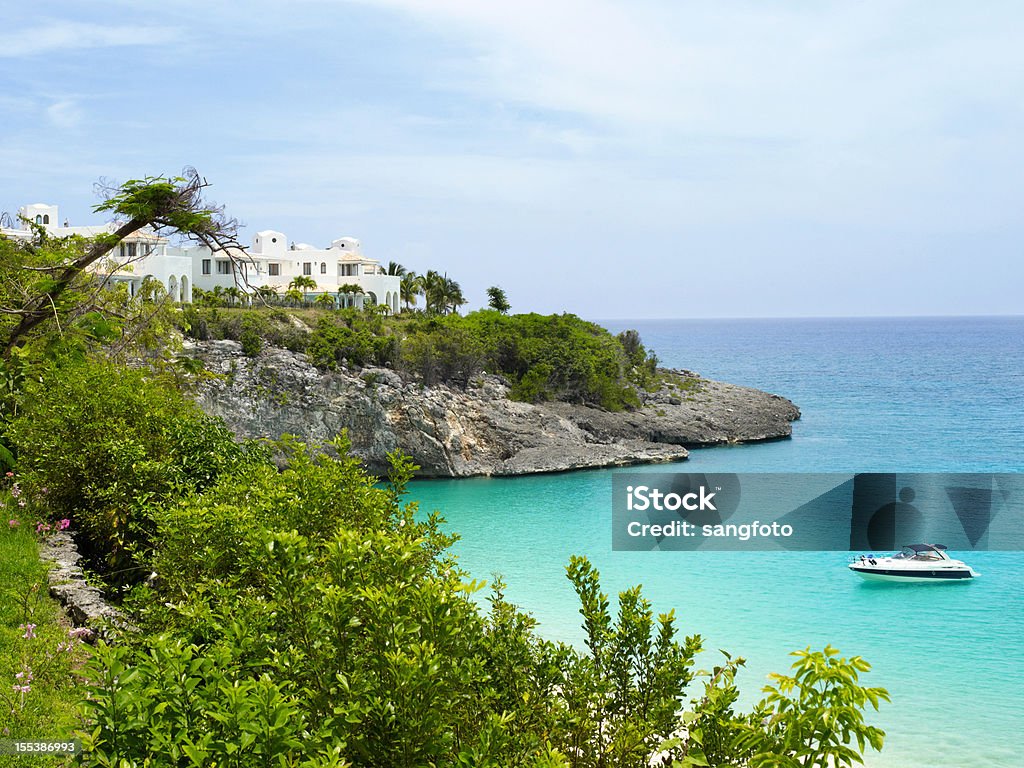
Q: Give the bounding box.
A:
[188,340,800,477]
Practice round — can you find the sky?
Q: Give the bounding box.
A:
[1,1,1022,318]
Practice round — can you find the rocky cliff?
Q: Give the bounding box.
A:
[187,340,800,477]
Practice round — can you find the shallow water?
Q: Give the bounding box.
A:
[408,317,1024,767]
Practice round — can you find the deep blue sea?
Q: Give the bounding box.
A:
[408,316,1024,768]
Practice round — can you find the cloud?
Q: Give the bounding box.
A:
[347,0,1024,146]
[45,99,84,130]
[0,21,182,57]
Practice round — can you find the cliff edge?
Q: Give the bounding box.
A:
[188,340,800,477]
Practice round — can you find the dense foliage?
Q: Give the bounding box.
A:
[68,442,888,767]
[180,305,312,355]
[5,358,264,578]
[182,306,660,410]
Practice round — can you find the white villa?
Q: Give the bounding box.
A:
[188,231,402,313]
[2,203,192,302]
[2,202,401,313]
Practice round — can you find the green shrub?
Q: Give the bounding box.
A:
[179,306,309,353]
[400,321,484,388]
[401,311,644,409]
[148,439,430,601]
[307,316,399,370]
[239,317,262,357]
[4,358,265,577]
[77,443,888,768]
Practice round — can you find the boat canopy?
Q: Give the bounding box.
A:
[900,543,951,561]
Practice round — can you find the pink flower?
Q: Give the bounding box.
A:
[19,623,36,640]
[68,627,94,641]
[40,487,49,495]
[7,519,18,528]
[4,471,13,478]
[10,483,20,498]
[36,522,50,534]
[12,684,31,694]
[57,519,71,531]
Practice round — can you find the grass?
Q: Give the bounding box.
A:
[0,512,87,766]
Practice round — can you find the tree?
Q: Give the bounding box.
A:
[441,275,467,315]
[1,169,242,358]
[420,272,465,315]
[223,286,244,306]
[288,275,317,304]
[387,261,407,277]
[314,292,336,308]
[400,271,421,311]
[486,286,511,314]
[336,283,363,309]
[255,285,279,304]
[420,270,445,314]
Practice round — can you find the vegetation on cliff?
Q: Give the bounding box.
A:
[181,305,661,411]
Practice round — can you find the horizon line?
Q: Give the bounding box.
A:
[588,313,1024,323]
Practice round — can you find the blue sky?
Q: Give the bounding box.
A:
[2,1,1022,318]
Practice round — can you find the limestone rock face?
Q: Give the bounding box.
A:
[188,341,800,477]
[39,532,127,637]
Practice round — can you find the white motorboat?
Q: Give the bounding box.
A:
[849,543,977,582]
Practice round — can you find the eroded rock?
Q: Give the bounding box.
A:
[187,340,800,477]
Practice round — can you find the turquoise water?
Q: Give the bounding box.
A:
[408,317,1024,768]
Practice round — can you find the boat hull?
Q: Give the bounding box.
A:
[849,565,974,582]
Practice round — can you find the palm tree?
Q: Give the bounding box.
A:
[289,275,317,303]
[336,283,363,309]
[255,285,279,305]
[387,261,407,277]
[283,287,303,306]
[315,292,336,308]
[441,275,466,315]
[400,271,421,311]
[420,270,445,314]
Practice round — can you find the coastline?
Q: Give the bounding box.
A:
[188,339,800,477]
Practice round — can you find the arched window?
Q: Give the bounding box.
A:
[35,215,42,224]
[320,262,327,274]
[43,215,50,225]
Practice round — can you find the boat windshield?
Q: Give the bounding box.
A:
[902,544,949,561]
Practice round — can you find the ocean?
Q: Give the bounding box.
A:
[408,316,1024,768]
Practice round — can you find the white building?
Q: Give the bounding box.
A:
[2,203,192,302]
[188,230,402,313]
[2,203,402,314]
